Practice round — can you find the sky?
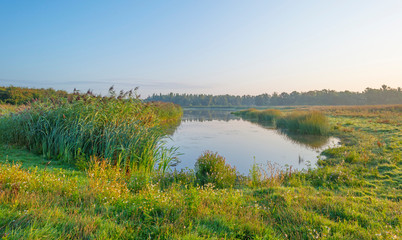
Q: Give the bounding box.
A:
[1,0,402,97]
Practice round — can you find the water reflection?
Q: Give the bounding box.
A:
[165,108,339,174]
[162,118,182,136]
[238,117,335,149]
[181,108,240,122]
[280,133,336,150]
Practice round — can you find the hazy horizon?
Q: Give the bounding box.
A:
[1,1,402,97]
[2,79,400,99]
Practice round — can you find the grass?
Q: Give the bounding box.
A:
[0,104,26,116]
[234,108,330,135]
[0,157,280,239]
[0,104,401,239]
[0,94,182,172]
[233,108,282,122]
[311,104,402,118]
[275,111,330,135]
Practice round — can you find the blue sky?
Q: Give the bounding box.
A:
[1,0,402,97]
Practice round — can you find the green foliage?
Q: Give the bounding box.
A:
[128,171,152,193]
[146,101,183,124]
[307,165,364,189]
[249,162,263,188]
[248,162,287,188]
[147,85,402,107]
[195,151,237,188]
[0,92,182,172]
[0,103,401,239]
[234,108,282,122]
[235,109,330,135]
[0,104,23,116]
[0,86,69,105]
[276,111,330,135]
[0,160,276,239]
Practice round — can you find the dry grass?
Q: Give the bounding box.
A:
[310,104,402,118]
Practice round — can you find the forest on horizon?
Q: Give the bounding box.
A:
[147,85,402,107]
[1,84,402,106]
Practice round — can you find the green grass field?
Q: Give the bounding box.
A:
[0,103,401,239]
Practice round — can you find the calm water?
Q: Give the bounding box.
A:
[166,108,340,174]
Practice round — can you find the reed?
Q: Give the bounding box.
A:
[0,95,182,172]
[0,104,26,116]
[1,104,401,239]
[234,108,329,135]
[233,108,282,122]
[276,111,330,135]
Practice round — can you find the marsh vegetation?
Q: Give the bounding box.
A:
[0,88,182,173]
[234,108,330,135]
[0,87,400,239]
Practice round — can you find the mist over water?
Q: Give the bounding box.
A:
[166,108,340,175]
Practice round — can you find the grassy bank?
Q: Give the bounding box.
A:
[0,93,182,172]
[0,104,401,239]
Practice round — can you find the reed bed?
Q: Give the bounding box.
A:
[234,108,330,135]
[0,104,27,116]
[0,95,182,172]
[234,108,282,122]
[275,111,330,135]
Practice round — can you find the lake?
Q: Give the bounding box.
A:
[166,108,340,175]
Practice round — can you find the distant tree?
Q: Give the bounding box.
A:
[145,85,402,107]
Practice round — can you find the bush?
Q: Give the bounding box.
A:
[195,151,237,188]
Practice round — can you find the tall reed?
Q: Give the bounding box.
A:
[234,108,329,135]
[276,111,330,135]
[0,94,182,172]
[233,108,282,122]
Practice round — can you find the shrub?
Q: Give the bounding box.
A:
[195,151,237,188]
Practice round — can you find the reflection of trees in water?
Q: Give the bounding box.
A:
[164,109,241,136]
[167,109,335,150]
[181,109,240,122]
[238,116,331,149]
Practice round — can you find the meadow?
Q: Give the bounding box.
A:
[0,99,401,239]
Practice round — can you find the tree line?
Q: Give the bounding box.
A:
[2,85,401,106]
[147,85,402,106]
[0,86,138,105]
